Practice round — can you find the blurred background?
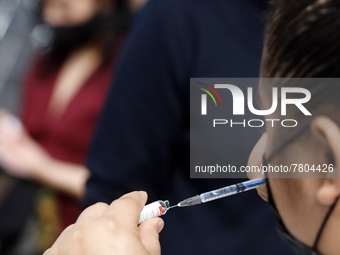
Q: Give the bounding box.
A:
[0,1,41,254]
[0,0,145,254]
[0,0,294,255]
[0,0,38,112]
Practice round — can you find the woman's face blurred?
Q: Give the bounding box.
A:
[41,0,100,27]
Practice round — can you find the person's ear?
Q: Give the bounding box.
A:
[311,116,340,206]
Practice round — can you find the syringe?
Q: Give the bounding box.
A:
[139,178,266,223]
[176,178,266,207]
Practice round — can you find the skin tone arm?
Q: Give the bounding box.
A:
[0,42,101,200]
[32,157,89,199]
[0,112,89,199]
[43,191,164,255]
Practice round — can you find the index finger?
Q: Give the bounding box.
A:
[105,191,148,227]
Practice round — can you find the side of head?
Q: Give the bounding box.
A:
[258,0,340,253]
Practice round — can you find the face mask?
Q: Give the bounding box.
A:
[262,124,339,255]
[52,14,107,54]
[265,174,339,255]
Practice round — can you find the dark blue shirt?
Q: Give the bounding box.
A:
[84,0,293,254]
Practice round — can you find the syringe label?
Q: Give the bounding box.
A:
[139,202,164,224]
[158,206,163,215]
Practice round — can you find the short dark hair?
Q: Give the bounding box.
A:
[260,0,340,144]
[262,0,340,78]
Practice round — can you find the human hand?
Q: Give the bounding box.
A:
[0,111,50,179]
[44,191,164,255]
[247,133,269,201]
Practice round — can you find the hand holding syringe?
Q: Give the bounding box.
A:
[139,178,266,223]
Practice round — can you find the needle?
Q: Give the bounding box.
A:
[169,204,179,210]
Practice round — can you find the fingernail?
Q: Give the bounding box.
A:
[157,219,164,233]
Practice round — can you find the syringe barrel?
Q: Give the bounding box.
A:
[139,200,170,224]
[242,178,266,191]
[200,185,238,203]
[200,179,266,203]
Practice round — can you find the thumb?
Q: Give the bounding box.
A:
[139,218,164,255]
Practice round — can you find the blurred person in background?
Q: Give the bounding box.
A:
[43,0,340,254]
[0,0,131,253]
[83,0,293,254]
[0,0,40,254]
